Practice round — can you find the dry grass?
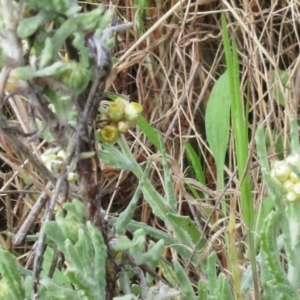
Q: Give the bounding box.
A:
[0,0,300,297]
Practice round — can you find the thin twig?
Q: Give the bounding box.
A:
[13,182,52,246]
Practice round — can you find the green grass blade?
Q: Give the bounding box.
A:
[221,14,258,299]
[184,142,206,184]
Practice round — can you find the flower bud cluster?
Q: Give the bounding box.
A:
[96,97,143,144]
[271,154,300,202]
[41,150,77,183]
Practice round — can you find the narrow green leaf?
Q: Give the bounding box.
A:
[184,142,206,185]
[137,116,160,149]
[159,134,177,211]
[268,69,289,107]
[173,260,197,300]
[133,0,147,35]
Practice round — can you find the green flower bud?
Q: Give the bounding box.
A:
[117,121,130,134]
[286,191,300,202]
[290,172,300,183]
[98,125,119,144]
[124,102,143,123]
[56,150,67,161]
[96,113,110,128]
[286,153,300,168]
[283,179,294,192]
[107,102,125,122]
[41,153,57,170]
[68,172,78,183]
[293,182,300,196]
[272,161,290,183]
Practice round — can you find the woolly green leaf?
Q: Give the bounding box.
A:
[97,147,132,170]
[159,134,177,211]
[17,10,55,38]
[158,260,178,287]
[56,212,81,244]
[260,211,294,291]
[72,32,90,68]
[0,248,25,300]
[64,269,89,294]
[40,38,54,68]
[129,229,146,264]
[241,265,254,295]
[76,6,106,31]
[51,19,78,54]
[40,247,71,287]
[217,273,233,299]
[110,235,133,252]
[39,277,81,299]
[205,252,218,294]
[173,260,197,300]
[255,196,274,237]
[167,213,202,245]
[124,219,195,261]
[141,239,164,267]
[115,162,150,234]
[266,281,299,299]
[63,199,86,223]
[64,239,84,272]
[86,222,107,288]
[197,280,208,300]
[74,226,94,276]
[44,221,66,251]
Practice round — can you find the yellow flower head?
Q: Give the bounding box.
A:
[107,102,125,122]
[98,125,119,144]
